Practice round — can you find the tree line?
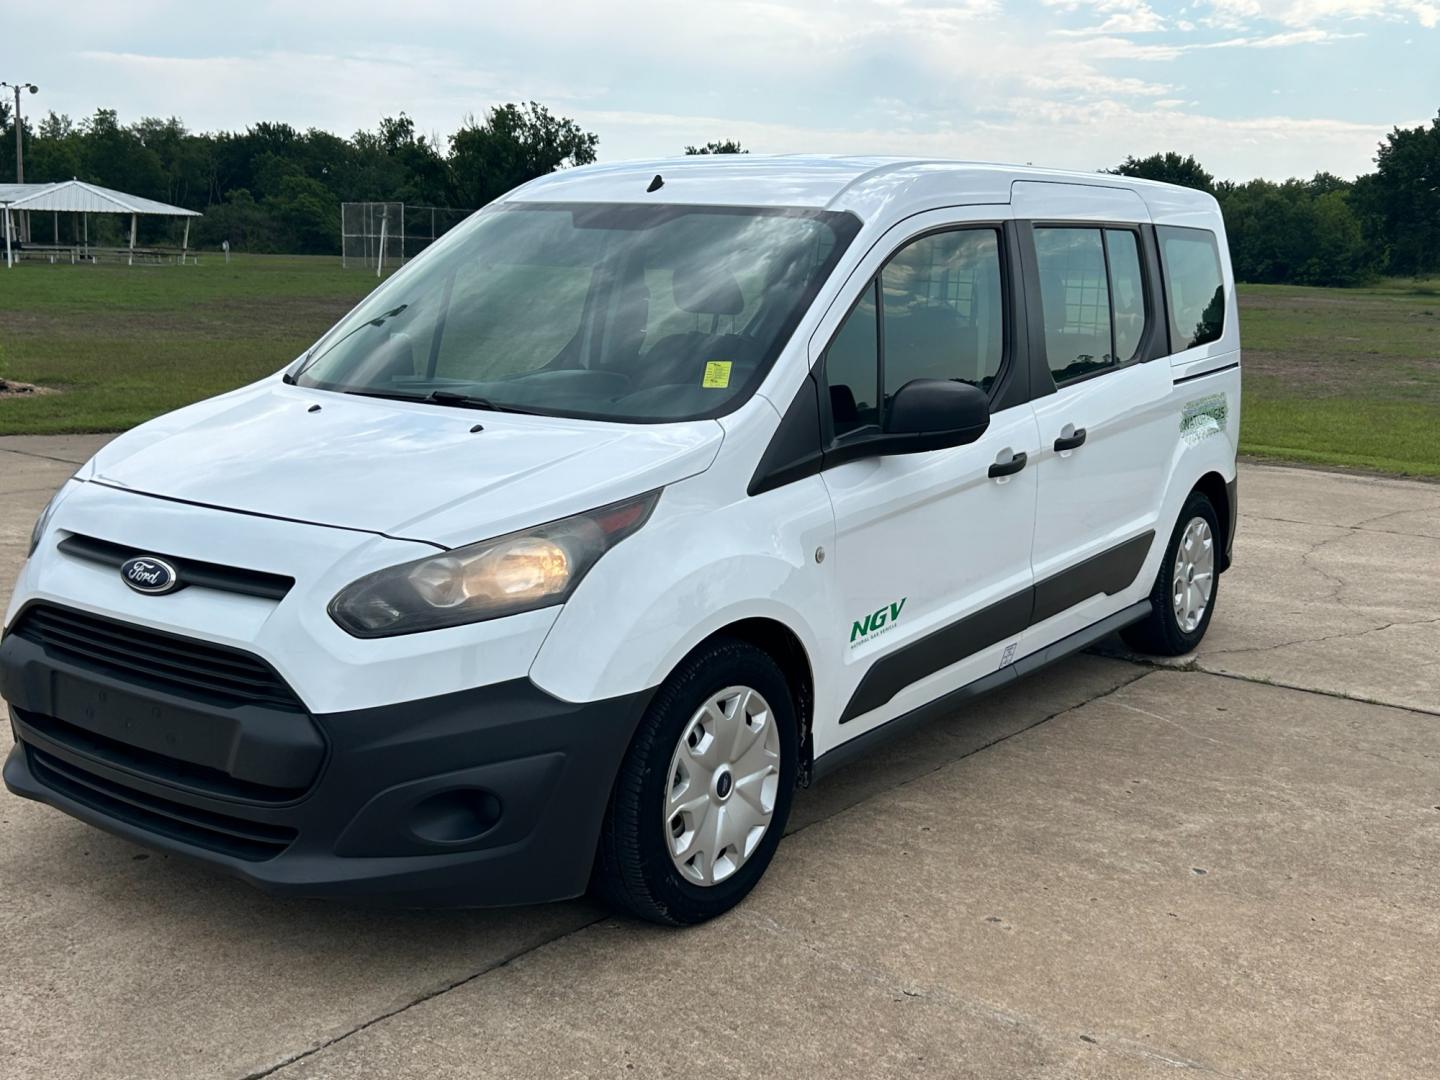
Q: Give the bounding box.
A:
[1109,120,1440,285]
[1,98,1436,286]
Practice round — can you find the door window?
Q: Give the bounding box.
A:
[1106,230,1146,364]
[821,227,1004,441]
[881,230,1004,398]
[1034,226,1150,384]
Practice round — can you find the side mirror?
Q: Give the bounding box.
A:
[882,378,991,453]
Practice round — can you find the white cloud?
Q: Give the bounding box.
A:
[1064,24,1363,54]
[1045,0,1170,31]
[1239,27,1365,43]
[578,98,1404,181]
[1200,0,1438,28]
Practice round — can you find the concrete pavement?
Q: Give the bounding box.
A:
[1110,463,1440,716]
[1,437,1437,1079]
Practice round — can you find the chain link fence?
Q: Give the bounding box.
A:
[340,202,474,273]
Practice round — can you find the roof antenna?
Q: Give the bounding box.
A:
[646,173,664,193]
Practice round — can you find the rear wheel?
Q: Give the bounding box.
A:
[1122,490,1220,657]
[594,638,798,925]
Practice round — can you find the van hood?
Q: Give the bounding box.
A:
[90,382,724,548]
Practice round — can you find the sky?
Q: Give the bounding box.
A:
[3,0,1437,181]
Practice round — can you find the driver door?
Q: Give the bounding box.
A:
[814,210,1041,756]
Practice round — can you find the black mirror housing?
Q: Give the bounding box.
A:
[881,378,991,453]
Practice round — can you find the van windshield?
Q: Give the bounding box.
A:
[295,202,860,423]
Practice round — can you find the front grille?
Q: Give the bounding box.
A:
[28,746,296,862]
[11,604,302,711]
[58,533,295,601]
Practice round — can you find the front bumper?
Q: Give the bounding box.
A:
[2,618,652,907]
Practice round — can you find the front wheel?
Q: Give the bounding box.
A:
[593,638,798,925]
[1122,490,1220,657]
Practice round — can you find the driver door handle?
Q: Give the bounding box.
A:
[988,451,1028,479]
[1054,428,1087,452]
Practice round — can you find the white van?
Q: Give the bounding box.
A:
[3,158,1239,924]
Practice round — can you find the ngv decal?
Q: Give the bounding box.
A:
[850,597,906,647]
[120,556,181,595]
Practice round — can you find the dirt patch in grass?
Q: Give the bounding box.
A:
[0,378,59,398]
[0,294,359,341]
[1237,285,1440,405]
[1243,348,1440,398]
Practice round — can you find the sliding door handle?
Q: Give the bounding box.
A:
[1054,428,1087,452]
[988,451,1028,479]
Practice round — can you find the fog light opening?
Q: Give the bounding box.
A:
[408,789,503,845]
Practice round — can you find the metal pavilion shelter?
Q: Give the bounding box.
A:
[1,180,202,268]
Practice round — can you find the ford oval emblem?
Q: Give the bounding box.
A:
[120,555,180,595]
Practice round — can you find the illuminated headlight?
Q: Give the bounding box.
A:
[328,490,660,637]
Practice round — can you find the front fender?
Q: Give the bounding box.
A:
[528,476,835,704]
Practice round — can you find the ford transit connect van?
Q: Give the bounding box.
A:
[2,158,1239,924]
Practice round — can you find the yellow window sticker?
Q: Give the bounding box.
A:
[702,361,732,389]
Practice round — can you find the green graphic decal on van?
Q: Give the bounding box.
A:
[850,598,907,647]
[1181,393,1228,446]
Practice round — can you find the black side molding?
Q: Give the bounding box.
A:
[815,600,1151,782]
[1223,476,1238,571]
[1173,361,1239,386]
[839,591,1032,723]
[839,530,1155,724]
[1030,531,1153,625]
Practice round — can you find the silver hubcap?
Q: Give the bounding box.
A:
[664,685,780,886]
[1171,516,1215,633]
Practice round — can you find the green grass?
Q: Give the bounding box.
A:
[1236,278,1440,477]
[1,255,1438,476]
[1242,398,1440,476]
[0,255,373,434]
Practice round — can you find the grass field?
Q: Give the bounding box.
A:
[1237,279,1440,477]
[0,255,371,435]
[1,254,1438,475]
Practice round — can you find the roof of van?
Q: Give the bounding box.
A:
[505,155,1219,226]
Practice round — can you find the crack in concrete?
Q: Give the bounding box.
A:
[1347,502,1440,531]
[1296,528,1363,612]
[1199,615,1440,662]
[1241,510,1440,541]
[1115,655,1440,719]
[0,447,89,467]
[1110,699,1233,747]
[240,918,608,1080]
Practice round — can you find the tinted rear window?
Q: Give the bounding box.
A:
[1158,226,1225,351]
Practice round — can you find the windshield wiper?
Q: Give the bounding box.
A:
[290,304,411,382]
[336,387,538,414]
[342,387,428,403]
[423,390,538,415]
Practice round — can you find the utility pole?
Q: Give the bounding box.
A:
[2,80,39,243]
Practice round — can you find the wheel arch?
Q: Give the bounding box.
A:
[682,616,816,787]
[1190,470,1234,572]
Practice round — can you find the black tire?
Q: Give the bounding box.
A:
[1121,490,1221,657]
[593,637,798,926]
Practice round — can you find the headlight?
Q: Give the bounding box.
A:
[329,490,661,637]
[27,486,68,558]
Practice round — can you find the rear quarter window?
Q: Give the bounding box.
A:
[1157,226,1225,351]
